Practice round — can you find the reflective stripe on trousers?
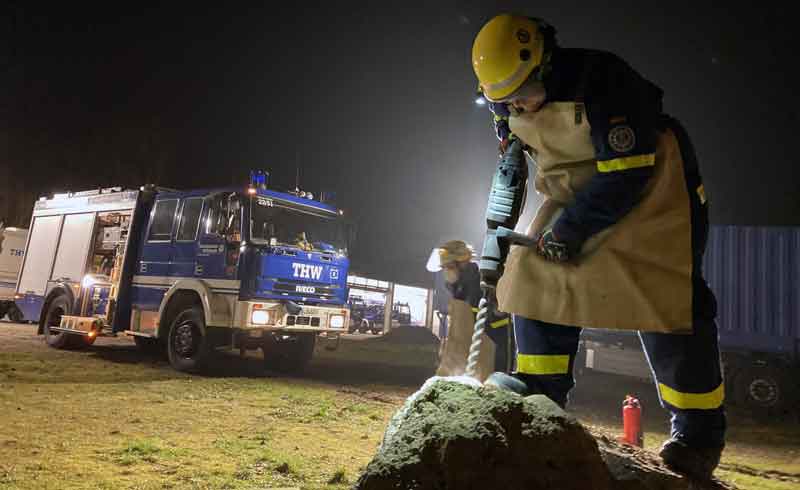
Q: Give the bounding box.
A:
[517,354,570,375]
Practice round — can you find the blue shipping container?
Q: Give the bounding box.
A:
[705,225,800,360]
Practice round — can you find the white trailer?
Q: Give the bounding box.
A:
[0,226,27,321]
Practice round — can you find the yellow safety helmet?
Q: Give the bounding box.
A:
[472,14,552,102]
[426,240,475,272]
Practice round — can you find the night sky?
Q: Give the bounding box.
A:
[3,2,798,286]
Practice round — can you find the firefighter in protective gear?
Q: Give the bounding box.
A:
[427,241,513,379]
[471,14,725,479]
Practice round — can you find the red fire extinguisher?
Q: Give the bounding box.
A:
[622,394,643,447]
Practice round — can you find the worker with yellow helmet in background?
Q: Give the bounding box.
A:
[471,14,724,479]
[427,240,512,380]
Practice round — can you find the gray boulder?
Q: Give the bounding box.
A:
[356,376,614,490]
[356,377,734,490]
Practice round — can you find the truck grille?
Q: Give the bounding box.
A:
[286,315,321,327]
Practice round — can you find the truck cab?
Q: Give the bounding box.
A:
[127,185,352,371]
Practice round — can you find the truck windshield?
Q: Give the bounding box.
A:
[250,197,347,254]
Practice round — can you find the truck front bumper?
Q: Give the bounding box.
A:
[235,300,349,335]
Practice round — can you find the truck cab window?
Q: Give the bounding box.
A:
[177,198,203,241]
[148,199,178,241]
[205,194,241,243]
[205,196,222,236]
[250,199,347,254]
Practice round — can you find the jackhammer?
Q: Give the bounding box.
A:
[465,139,537,377]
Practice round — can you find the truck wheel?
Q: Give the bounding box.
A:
[0,303,8,320]
[8,305,24,323]
[167,306,211,373]
[262,333,316,373]
[734,363,794,417]
[42,295,83,349]
[360,319,370,334]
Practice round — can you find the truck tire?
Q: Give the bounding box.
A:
[734,363,794,417]
[0,302,8,320]
[262,333,316,373]
[42,294,87,349]
[360,319,370,334]
[42,295,69,348]
[167,306,211,373]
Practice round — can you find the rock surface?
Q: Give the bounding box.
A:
[355,377,734,490]
[591,428,734,490]
[356,376,614,490]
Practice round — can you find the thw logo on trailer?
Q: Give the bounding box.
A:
[292,263,323,280]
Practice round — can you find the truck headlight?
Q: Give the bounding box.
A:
[330,314,345,329]
[251,309,271,325]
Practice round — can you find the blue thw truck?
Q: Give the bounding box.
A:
[14,175,351,372]
[579,225,800,417]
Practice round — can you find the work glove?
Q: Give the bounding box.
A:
[536,229,570,263]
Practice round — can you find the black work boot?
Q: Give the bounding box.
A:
[484,372,537,396]
[659,438,723,480]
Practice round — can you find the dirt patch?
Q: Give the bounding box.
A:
[717,463,800,484]
[0,321,45,352]
[0,321,434,388]
[588,426,734,490]
[0,321,131,353]
[382,325,441,346]
[336,387,405,404]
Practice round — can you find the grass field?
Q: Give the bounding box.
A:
[1,323,798,489]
